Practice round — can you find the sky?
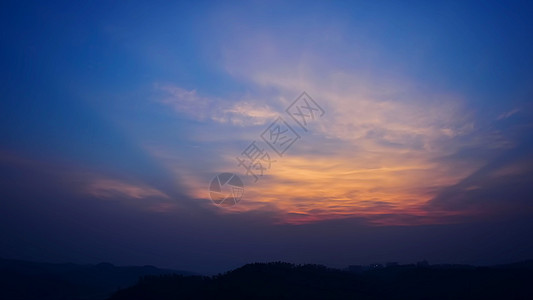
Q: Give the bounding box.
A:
[1,0,533,274]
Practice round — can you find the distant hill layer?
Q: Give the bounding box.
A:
[109,261,533,300]
[0,258,193,300]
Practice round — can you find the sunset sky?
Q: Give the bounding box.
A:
[2,1,533,274]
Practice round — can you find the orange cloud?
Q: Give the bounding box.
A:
[146,20,516,226]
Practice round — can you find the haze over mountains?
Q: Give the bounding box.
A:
[1,258,532,300]
[108,260,533,300]
[0,258,192,300]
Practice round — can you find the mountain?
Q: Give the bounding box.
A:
[0,258,193,300]
[108,261,533,300]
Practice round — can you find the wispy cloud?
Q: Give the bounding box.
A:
[497,108,520,120]
[133,7,530,226]
[0,150,177,213]
[84,178,170,200]
[156,84,278,126]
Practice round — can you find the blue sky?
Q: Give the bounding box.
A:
[1,1,533,273]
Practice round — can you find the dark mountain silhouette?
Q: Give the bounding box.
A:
[0,258,193,300]
[109,261,533,300]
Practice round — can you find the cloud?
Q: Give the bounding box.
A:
[155,84,278,126]
[426,136,533,216]
[219,101,279,126]
[137,8,531,226]
[156,85,211,121]
[0,150,177,213]
[75,171,180,213]
[84,178,170,200]
[183,17,533,225]
[156,48,484,224]
[497,108,520,120]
